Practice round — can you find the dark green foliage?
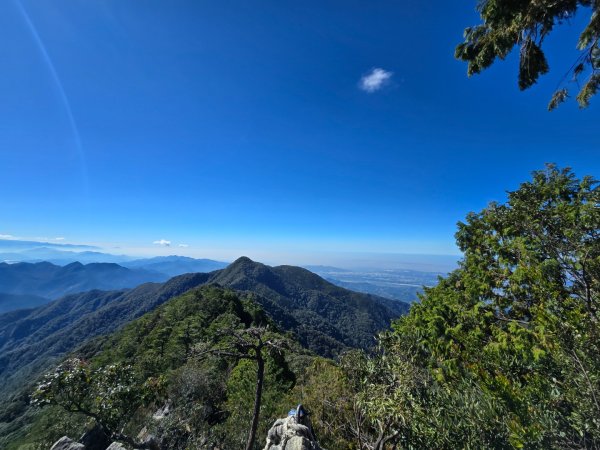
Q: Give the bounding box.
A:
[222,357,294,450]
[91,287,248,375]
[548,88,569,110]
[0,273,210,448]
[519,38,549,90]
[154,360,226,449]
[289,357,360,449]
[457,1,600,109]
[576,72,600,107]
[5,405,87,450]
[340,165,600,448]
[21,286,303,449]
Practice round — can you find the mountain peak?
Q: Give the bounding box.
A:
[219,256,270,279]
[231,256,256,265]
[206,259,409,355]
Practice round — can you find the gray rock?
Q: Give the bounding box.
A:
[263,415,323,450]
[106,443,127,450]
[49,436,85,450]
[152,401,171,420]
[136,426,158,444]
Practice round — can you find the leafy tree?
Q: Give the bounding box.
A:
[354,165,599,448]
[223,356,293,450]
[456,1,600,109]
[31,358,163,449]
[197,325,291,450]
[25,287,300,450]
[289,358,358,450]
[151,359,226,449]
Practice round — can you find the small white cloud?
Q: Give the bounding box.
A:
[153,239,171,247]
[0,234,14,240]
[54,237,65,241]
[178,243,189,248]
[359,68,393,93]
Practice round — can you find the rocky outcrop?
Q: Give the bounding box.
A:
[152,401,171,421]
[49,436,85,450]
[106,443,127,450]
[263,414,323,450]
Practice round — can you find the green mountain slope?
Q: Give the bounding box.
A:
[0,258,408,447]
[12,286,306,449]
[0,273,211,446]
[0,293,49,315]
[0,273,210,389]
[208,257,409,355]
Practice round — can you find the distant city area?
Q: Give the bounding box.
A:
[306,266,444,303]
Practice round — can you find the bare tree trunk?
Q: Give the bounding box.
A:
[246,350,265,450]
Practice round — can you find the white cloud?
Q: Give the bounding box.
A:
[54,237,65,241]
[0,234,14,240]
[359,68,393,93]
[153,239,171,247]
[178,243,189,248]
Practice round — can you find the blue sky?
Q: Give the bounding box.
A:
[1,0,598,264]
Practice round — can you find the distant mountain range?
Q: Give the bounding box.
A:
[122,255,228,277]
[0,257,229,313]
[0,247,131,265]
[0,261,167,312]
[0,238,446,305]
[0,239,228,267]
[0,255,436,314]
[0,257,408,384]
[0,257,409,445]
[0,240,105,264]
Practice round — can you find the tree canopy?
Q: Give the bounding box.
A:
[456,1,600,110]
[353,165,600,448]
[25,287,302,450]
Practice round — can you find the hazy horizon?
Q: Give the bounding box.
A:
[0,235,459,272]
